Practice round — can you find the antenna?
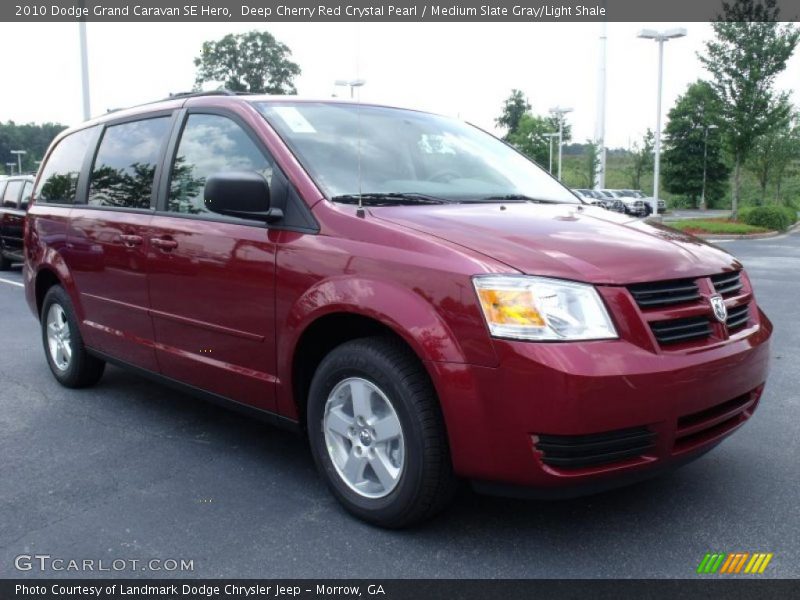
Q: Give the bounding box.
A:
[354,23,365,218]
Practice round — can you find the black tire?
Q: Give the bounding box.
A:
[307,336,457,528]
[0,250,11,271]
[41,286,105,388]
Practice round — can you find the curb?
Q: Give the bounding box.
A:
[695,221,800,240]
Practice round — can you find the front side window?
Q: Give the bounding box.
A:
[20,181,33,210]
[35,127,96,205]
[255,102,579,204]
[88,117,170,209]
[168,114,272,215]
[2,180,23,208]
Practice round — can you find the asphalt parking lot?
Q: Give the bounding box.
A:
[1,231,798,579]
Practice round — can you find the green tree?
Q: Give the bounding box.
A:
[194,31,301,94]
[580,140,601,188]
[546,115,571,145]
[662,81,729,208]
[495,89,531,139]
[747,108,800,203]
[698,0,799,216]
[506,113,555,168]
[629,129,655,191]
[0,121,67,174]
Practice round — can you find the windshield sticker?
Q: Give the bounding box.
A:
[274,107,317,133]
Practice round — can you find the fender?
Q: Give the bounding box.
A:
[276,275,484,418]
[23,211,85,323]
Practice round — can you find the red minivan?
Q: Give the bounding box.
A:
[24,93,771,527]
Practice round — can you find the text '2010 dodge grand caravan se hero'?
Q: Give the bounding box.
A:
[24,93,771,527]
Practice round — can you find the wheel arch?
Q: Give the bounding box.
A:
[277,276,470,423]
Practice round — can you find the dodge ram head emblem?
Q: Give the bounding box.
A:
[710,295,728,323]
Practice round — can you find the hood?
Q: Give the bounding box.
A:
[371,203,740,284]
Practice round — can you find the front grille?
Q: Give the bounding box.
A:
[628,278,701,308]
[650,316,712,345]
[726,304,749,330]
[535,427,656,469]
[711,271,743,296]
[674,392,756,453]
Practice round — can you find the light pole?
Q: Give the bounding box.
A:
[549,106,573,181]
[79,0,91,120]
[11,150,26,174]
[700,124,718,211]
[334,79,366,99]
[543,132,559,173]
[594,19,608,189]
[638,27,687,219]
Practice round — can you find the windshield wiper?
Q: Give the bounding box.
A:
[469,194,564,204]
[330,193,449,206]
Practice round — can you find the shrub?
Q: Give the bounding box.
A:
[739,205,798,231]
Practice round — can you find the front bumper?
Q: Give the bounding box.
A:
[430,311,771,493]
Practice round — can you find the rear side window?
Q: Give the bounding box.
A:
[35,127,95,205]
[21,181,33,210]
[89,117,171,209]
[2,180,23,208]
[167,114,272,215]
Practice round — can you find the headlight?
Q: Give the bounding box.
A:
[473,275,617,341]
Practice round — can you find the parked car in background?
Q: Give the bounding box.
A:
[620,190,665,215]
[0,174,34,269]
[24,93,772,527]
[572,189,602,206]
[603,189,646,217]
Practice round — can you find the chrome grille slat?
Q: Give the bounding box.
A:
[711,271,743,296]
[628,278,701,308]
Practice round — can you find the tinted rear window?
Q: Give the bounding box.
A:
[35,127,96,205]
[89,117,171,209]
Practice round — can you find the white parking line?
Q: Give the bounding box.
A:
[0,277,23,288]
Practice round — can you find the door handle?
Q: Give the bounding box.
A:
[151,237,178,251]
[119,234,143,247]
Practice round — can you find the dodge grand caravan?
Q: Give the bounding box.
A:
[24,92,771,527]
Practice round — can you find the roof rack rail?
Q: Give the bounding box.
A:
[165,89,255,100]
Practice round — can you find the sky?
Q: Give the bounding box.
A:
[1,21,799,148]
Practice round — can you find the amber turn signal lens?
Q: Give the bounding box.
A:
[477,288,546,327]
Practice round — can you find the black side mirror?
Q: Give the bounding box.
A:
[204,172,283,223]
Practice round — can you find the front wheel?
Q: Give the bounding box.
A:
[41,286,105,388]
[307,337,456,528]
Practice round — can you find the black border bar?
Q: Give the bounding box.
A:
[3,1,800,23]
[3,579,800,600]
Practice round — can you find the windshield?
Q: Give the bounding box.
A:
[255,102,579,204]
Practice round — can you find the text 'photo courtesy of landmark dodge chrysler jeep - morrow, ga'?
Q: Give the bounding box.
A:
[23,93,771,527]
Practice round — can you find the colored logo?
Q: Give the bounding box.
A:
[697,552,773,574]
[710,294,728,323]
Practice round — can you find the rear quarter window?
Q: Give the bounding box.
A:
[88,117,171,209]
[35,127,96,205]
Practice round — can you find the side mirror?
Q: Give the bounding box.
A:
[204,172,283,223]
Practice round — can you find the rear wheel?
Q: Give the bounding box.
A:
[41,286,105,388]
[307,337,456,528]
[0,250,11,271]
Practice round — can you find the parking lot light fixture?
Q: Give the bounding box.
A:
[549,107,573,181]
[638,27,687,219]
[334,79,366,99]
[11,150,26,174]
